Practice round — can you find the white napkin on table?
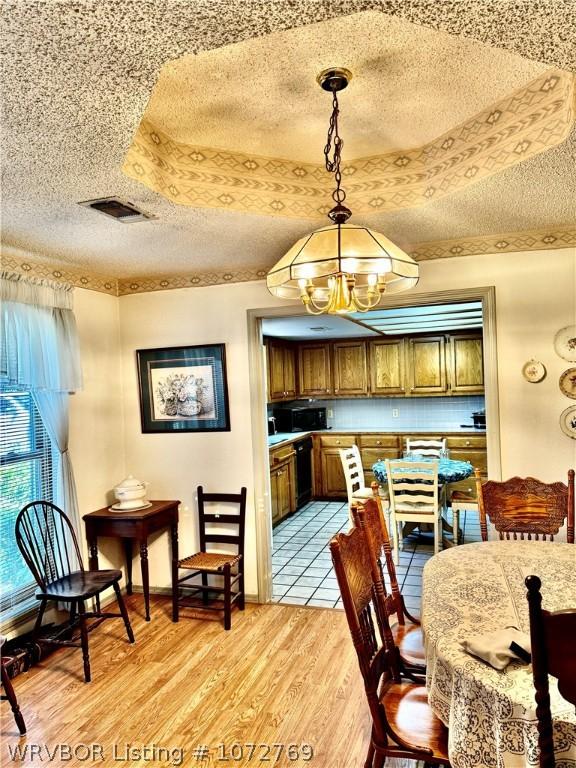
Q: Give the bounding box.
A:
[460,626,531,670]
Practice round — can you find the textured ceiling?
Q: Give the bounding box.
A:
[141,12,549,158]
[1,1,575,290]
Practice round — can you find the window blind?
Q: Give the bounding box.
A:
[0,383,59,621]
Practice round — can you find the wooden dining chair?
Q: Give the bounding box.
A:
[351,492,425,676]
[475,469,574,542]
[340,445,388,523]
[15,501,135,683]
[174,486,246,630]
[405,438,446,458]
[1,637,26,735]
[330,525,450,768]
[385,458,441,563]
[525,575,576,768]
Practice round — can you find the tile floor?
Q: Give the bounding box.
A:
[272,500,482,610]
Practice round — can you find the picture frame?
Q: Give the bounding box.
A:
[136,344,230,433]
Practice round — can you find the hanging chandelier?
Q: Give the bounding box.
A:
[266,68,419,315]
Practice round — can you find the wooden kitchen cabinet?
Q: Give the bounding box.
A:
[298,343,332,397]
[266,339,296,401]
[333,341,368,396]
[446,434,487,499]
[449,334,484,393]
[315,434,357,498]
[407,335,448,395]
[369,339,406,395]
[358,434,401,472]
[269,444,296,525]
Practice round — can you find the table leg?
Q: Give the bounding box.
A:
[124,538,133,595]
[87,532,99,571]
[170,521,179,623]
[139,539,150,621]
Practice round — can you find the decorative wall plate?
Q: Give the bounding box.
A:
[559,367,576,399]
[521,360,546,383]
[560,406,576,439]
[554,325,576,361]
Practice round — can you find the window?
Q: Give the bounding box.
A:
[0,383,59,621]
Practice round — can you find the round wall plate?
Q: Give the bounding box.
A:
[522,360,546,383]
[560,405,576,439]
[559,367,576,399]
[554,325,576,362]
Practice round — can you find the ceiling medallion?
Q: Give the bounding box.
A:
[266,68,419,315]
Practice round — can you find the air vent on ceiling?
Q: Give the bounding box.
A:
[78,197,154,223]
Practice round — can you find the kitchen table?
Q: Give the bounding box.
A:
[372,456,474,546]
[422,541,576,768]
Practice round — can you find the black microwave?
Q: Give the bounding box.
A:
[273,406,327,433]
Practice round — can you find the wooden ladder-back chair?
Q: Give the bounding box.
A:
[385,458,441,563]
[525,575,576,768]
[330,525,450,768]
[15,501,134,683]
[340,445,388,523]
[174,486,246,630]
[351,493,425,676]
[475,469,575,542]
[405,438,446,458]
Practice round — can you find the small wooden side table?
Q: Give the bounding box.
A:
[83,500,180,622]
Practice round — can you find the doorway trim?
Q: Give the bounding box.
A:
[247,285,501,603]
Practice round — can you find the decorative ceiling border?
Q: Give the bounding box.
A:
[123,69,574,219]
[0,250,119,295]
[410,227,576,261]
[3,227,574,297]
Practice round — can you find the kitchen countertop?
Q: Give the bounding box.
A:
[268,427,486,449]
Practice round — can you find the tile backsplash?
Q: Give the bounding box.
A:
[311,396,485,431]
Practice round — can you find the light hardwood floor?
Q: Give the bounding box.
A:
[1,596,371,767]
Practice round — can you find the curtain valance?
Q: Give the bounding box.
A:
[0,273,82,392]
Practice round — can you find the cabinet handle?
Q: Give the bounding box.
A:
[336,440,341,445]
[326,389,330,392]
[335,388,338,392]
[465,441,471,446]
[376,440,381,445]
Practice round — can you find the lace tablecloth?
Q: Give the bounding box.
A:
[422,541,576,768]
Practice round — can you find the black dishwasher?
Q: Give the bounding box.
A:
[295,437,313,508]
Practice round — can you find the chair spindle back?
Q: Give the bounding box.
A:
[15,501,84,590]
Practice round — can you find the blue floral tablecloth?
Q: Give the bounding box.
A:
[372,456,474,485]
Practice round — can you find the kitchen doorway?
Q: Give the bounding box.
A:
[247,287,501,605]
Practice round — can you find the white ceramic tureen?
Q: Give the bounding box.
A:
[112,475,148,510]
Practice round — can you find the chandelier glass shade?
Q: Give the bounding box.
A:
[266,67,419,315]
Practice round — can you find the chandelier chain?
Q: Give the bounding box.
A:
[323,89,346,204]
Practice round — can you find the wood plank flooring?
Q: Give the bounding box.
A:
[1,596,372,767]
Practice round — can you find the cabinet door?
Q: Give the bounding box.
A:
[282,344,297,399]
[408,336,447,394]
[320,449,348,498]
[333,341,368,395]
[450,335,484,393]
[298,343,332,396]
[360,447,401,473]
[270,470,281,525]
[369,339,406,395]
[276,464,292,519]
[267,341,287,401]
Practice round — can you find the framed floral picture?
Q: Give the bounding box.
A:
[136,344,230,433]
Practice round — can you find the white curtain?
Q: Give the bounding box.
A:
[1,272,83,533]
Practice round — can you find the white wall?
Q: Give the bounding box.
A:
[56,246,575,600]
[70,288,125,570]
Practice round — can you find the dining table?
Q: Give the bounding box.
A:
[372,455,474,546]
[422,540,576,768]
